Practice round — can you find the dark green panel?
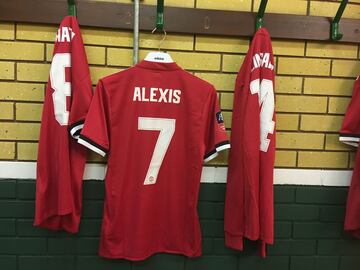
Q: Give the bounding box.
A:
[267,240,316,255]
[0,200,35,218]
[202,238,213,255]
[200,220,217,237]
[274,186,296,203]
[78,219,102,237]
[75,238,100,254]
[317,239,360,255]
[198,184,226,202]
[275,222,293,238]
[213,203,224,219]
[0,238,17,254]
[16,238,47,254]
[293,222,343,238]
[18,256,74,270]
[132,254,185,270]
[17,180,36,199]
[296,187,347,204]
[290,256,339,270]
[238,255,289,270]
[0,219,16,236]
[211,238,239,255]
[0,238,47,254]
[275,204,319,221]
[0,255,16,270]
[83,181,105,200]
[339,256,360,270]
[319,206,345,222]
[0,180,16,198]
[75,256,131,270]
[290,256,314,270]
[315,256,339,270]
[185,255,237,270]
[82,201,104,218]
[198,202,215,219]
[47,237,77,254]
[213,220,224,237]
[18,256,47,270]
[17,219,48,236]
[0,181,359,270]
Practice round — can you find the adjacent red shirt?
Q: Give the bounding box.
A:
[34,16,92,233]
[224,28,276,257]
[78,60,230,260]
[340,76,360,238]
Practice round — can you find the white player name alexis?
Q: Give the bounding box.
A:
[133,87,182,104]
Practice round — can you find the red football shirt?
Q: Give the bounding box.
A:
[34,16,92,233]
[224,28,276,257]
[78,60,230,260]
[340,76,360,238]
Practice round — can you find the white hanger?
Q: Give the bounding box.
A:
[144,28,174,63]
[144,51,173,63]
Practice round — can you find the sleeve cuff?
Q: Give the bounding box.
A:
[204,140,231,163]
[339,133,360,147]
[68,120,85,139]
[78,134,108,157]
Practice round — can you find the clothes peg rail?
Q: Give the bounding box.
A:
[1,0,360,43]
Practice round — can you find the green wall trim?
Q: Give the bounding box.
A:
[0,180,359,270]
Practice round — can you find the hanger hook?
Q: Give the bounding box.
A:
[68,0,77,17]
[256,0,268,31]
[331,0,348,41]
[152,27,167,51]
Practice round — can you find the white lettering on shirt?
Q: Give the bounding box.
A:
[251,52,274,72]
[133,87,182,104]
[55,27,76,43]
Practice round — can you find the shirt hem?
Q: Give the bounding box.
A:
[99,249,201,261]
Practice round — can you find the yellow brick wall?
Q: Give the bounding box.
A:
[0,0,359,169]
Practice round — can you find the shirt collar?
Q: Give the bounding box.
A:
[136,60,181,71]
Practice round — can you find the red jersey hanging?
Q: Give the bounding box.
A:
[224,28,276,257]
[78,60,230,260]
[34,16,92,233]
[339,76,360,238]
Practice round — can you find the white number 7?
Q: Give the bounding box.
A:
[138,117,175,185]
[250,78,275,152]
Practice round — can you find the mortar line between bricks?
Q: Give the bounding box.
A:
[338,255,342,269]
[74,253,78,270]
[306,0,310,16]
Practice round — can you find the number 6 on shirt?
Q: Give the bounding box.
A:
[138,117,176,185]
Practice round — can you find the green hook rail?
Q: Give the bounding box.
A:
[331,0,348,41]
[256,0,268,31]
[68,0,77,17]
[156,0,164,31]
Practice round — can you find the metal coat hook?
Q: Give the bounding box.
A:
[256,0,268,31]
[152,27,167,51]
[68,0,77,17]
[151,0,166,51]
[331,0,348,41]
[156,0,164,31]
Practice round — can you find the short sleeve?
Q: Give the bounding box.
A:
[78,80,111,157]
[203,88,230,162]
[340,79,360,147]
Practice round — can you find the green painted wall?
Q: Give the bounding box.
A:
[0,180,360,270]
